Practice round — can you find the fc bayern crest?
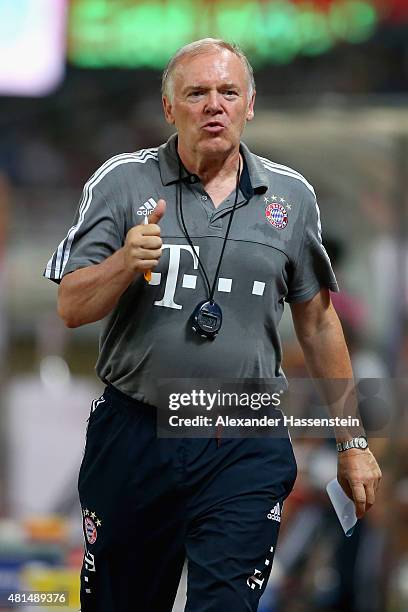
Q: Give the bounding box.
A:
[84,516,98,545]
[265,202,288,229]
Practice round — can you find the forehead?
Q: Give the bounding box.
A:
[173,49,248,90]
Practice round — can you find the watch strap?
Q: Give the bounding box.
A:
[337,437,368,452]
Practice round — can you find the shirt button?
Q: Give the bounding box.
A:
[201,195,207,200]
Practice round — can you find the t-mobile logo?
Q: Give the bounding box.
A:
[246,546,274,590]
[247,569,265,590]
[152,244,199,310]
[149,244,266,309]
[84,549,96,572]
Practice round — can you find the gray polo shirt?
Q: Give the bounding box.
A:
[44,134,338,403]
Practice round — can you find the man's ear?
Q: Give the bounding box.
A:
[162,96,175,125]
[246,90,256,121]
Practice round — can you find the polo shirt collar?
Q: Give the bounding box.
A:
[158,133,268,195]
[239,141,269,195]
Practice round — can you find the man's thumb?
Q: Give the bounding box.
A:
[148,199,166,224]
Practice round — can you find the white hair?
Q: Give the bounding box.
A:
[161,38,255,103]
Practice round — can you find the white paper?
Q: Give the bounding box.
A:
[326,478,358,537]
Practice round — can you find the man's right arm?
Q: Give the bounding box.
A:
[58,248,134,328]
[58,199,166,328]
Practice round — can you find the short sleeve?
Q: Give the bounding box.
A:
[286,191,339,303]
[43,184,122,284]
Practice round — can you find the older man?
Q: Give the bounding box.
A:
[44,39,381,612]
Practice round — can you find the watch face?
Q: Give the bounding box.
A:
[358,438,368,449]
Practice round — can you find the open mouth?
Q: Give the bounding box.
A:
[202,122,225,133]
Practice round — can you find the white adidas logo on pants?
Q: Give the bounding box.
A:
[267,502,281,522]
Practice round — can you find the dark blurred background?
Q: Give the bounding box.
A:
[0,1,407,610]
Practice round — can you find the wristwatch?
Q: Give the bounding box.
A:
[336,436,368,452]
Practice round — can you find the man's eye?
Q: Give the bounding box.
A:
[189,91,203,97]
[224,91,238,97]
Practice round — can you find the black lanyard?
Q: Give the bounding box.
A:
[178,157,242,300]
[177,156,244,339]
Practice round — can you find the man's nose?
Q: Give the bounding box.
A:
[204,91,222,113]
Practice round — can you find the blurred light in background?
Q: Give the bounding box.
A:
[1,0,406,96]
[68,0,382,67]
[39,356,71,391]
[0,0,67,96]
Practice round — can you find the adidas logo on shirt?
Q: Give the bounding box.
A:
[137,198,157,216]
[267,502,281,522]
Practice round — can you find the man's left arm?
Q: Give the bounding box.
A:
[290,288,382,518]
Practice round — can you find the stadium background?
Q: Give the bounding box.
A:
[0,0,407,610]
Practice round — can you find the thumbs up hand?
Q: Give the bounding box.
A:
[124,199,166,275]
[146,199,166,225]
